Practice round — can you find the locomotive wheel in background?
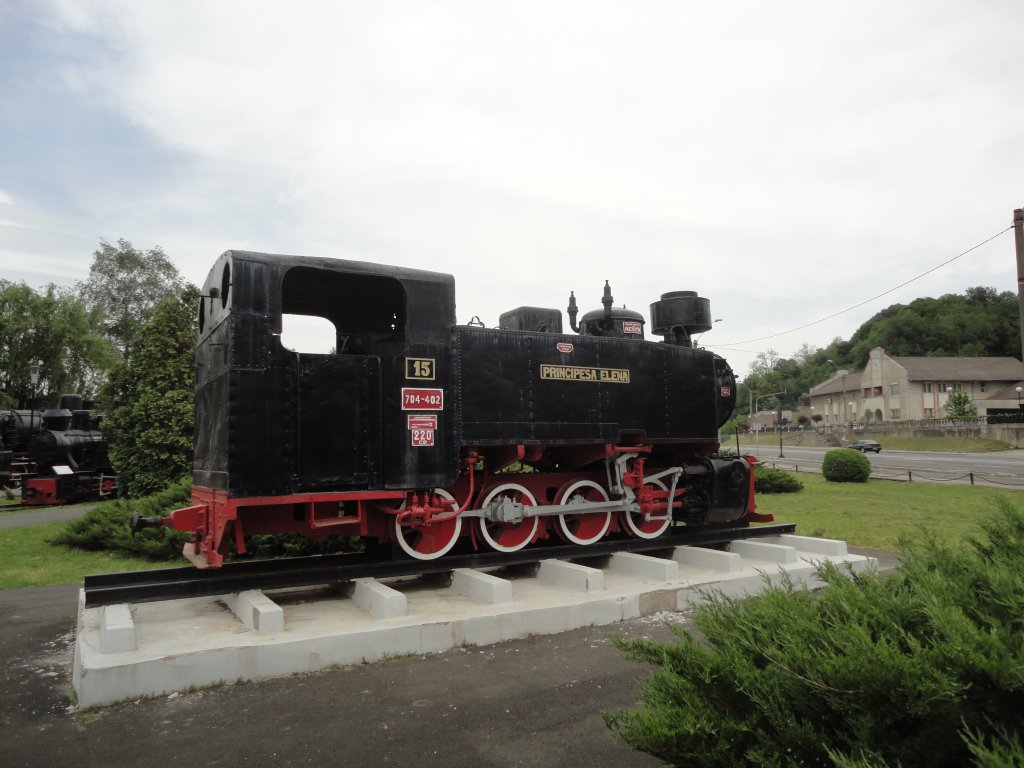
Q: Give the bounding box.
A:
[393,489,462,560]
[476,483,539,553]
[554,480,611,545]
[622,477,672,539]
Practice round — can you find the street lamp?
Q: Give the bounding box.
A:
[1016,386,1022,411]
[778,406,785,459]
[28,361,40,432]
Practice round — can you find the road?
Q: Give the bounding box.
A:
[738,443,1024,486]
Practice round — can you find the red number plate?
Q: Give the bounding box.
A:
[411,429,435,447]
[401,388,444,410]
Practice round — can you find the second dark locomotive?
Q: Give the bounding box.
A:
[4,395,117,505]
[157,251,764,567]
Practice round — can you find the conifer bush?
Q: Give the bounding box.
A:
[753,465,803,494]
[49,477,192,559]
[605,498,1024,767]
[822,448,871,483]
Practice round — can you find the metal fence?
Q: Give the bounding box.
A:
[755,458,1024,488]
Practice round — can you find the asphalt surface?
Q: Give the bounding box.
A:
[0,502,99,529]
[4,582,670,768]
[2,549,899,768]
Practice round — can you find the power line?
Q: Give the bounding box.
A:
[711,226,1013,348]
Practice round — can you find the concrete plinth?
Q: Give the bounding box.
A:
[537,559,605,592]
[353,578,407,619]
[73,535,877,709]
[452,568,514,604]
[224,590,285,633]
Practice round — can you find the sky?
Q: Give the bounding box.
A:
[1,0,1022,378]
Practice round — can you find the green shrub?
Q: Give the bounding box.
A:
[244,533,362,558]
[605,498,1024,767]
[49,477,192,559]
[822,448,871,483]
[50,478,363,562]
[753,465,803,494]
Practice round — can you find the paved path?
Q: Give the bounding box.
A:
[5,583,665,768]
[0,502,99,529]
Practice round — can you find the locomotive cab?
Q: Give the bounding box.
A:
[192,251,459,500]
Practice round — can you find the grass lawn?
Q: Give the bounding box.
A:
[2,474,1023,589]
[755,473,1024,550]
[858,435,1015,453]
[747,434,1016,452]
[0,522,178,590]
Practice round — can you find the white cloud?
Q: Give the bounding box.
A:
[9,0,1024,375]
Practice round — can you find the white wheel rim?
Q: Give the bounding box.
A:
[394,489,461,560]
[477,483,539,552]
[556,480,611,545]
[624,477,672,539]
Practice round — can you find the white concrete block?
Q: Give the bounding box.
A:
[452,568,513,604]
[524,604,579,636]
[100,604,137,653]
[673,546,743,572]
[461,612,530,646]
[353,578,408,619]
[729,540,798,564]
[760,534,848,556]
[536,559,605,592]
[609,551,679,581]
[580,595,635,626]
[72,535,874,709]
[224,590,285,633]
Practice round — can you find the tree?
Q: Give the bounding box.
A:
[846,287,1020,367]
[739,287,1020,414]
[0,281,116,407]
[78,239,185,358]
[944,389,979,419]
[101,284,198,497]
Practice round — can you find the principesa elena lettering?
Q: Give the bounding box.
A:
[539,364,631,383]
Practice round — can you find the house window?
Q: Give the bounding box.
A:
[979,382,987,393]
[873,386,883,397]
[955,382,963,392]
[890,408,900,420]
[889,383,899,395]
[924,408,934,418]
[923,382,932,393]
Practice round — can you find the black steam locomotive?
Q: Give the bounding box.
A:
[13,395,116,506]
[156,251,765,568]
[1,407,42,487]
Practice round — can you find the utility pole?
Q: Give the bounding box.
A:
[1015,208,1024,363]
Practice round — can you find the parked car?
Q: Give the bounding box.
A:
[849,440,881,453]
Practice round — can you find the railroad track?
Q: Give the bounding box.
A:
[83,522,797,607]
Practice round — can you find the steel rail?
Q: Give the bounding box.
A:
[83,522,797,607]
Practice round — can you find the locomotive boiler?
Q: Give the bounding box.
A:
[153,251,764,568]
